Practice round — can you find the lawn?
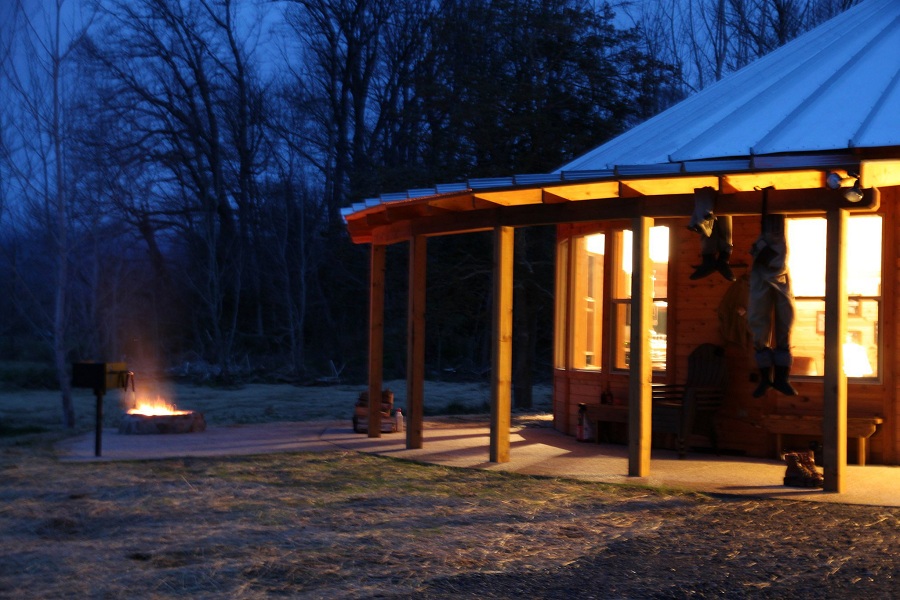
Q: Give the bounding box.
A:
[1,381,897,598]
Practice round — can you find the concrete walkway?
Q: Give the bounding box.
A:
[55,418,900,508]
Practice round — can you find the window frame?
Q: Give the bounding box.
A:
[559,231,607,372]
[611,226,670,373]
[786,215,883,381]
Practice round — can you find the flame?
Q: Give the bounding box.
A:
[127,396,189,416]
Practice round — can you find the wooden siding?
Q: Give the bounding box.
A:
[555,188,898,464]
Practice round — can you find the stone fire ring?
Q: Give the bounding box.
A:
[118,412,207,435]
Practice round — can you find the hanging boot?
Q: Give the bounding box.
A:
[690,254,717,280]
[752,367,773,398]
[715,251,736,282]
[772,365,798,396]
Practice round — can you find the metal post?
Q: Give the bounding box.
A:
[94,388,104,457]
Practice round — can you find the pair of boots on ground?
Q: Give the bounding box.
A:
[783,449,823,488]
[753,349,797,397]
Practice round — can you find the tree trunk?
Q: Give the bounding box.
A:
[51,3,74,428]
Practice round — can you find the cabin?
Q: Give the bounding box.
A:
[342,0,900,493]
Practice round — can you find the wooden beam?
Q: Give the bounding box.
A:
[474,188,543,206]
[406,236,426,449]
[367,244,386,438]
[370,221,414,246]
[561,236,577,435]
[490,226,514,463]
[721,170,825,193]
[823,208,848,492]
[353,188,880,245]
[429,193,494,212]
[542,181,620,203]
[861,159,900,188]
[619,175,719,197]
[383,202,452,223]
[628,215,653,477]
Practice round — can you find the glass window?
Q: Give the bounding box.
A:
[786,215,881,378]
[613,226,669,370]
[569,233,605,370]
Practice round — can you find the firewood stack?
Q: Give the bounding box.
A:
[352,389,397,433]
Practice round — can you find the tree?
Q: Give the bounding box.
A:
[0,0,95,427]
[626,0,864,94]
[412,0,669,405]
[1,0,861,396]
[279,0,435,376]
[86,0,272,380]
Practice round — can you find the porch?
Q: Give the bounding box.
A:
[56,416,900,507]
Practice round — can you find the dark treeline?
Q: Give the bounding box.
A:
[0,0,857,425]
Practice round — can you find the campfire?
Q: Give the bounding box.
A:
[128,396,189,416]
[119,395,206,435]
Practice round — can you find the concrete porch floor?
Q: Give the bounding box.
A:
[55,418,900,507]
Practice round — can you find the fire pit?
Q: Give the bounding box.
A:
[118,397,206,435]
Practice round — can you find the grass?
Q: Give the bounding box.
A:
[1,379,898,598]
[0,446,691,598]
[0,361,58,390]
[0,378,552,436]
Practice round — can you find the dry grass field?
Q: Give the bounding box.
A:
[1,380,898,598]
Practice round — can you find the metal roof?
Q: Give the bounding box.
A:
[560,0,900,170]
[343,0,900,241]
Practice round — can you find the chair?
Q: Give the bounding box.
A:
[652,343,727,458]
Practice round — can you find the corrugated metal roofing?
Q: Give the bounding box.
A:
[559,0,900,171]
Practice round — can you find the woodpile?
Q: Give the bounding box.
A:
[352,390,396,433]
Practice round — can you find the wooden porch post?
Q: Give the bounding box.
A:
[367,244,386,438]
[406,236,426,449]
[628,216,653,477]
[823,208,848,492]
[560,237,576,434]
[491,226,514,463]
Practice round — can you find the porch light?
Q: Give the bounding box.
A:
[825,171,864,202]
[843,178,864,202]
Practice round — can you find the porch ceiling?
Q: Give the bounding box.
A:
[343,155,899,244]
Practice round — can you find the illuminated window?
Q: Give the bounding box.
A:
[568,233,605,369]
[786,215,881,378]
[612,226,669,371]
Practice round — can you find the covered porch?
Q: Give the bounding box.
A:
[342,0,900,494]
[346,160,895,494]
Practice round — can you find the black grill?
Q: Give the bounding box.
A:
[71,362,134,456]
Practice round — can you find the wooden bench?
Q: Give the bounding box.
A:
[584,404,628,443]
[759,413,883,465]
[582,344,728,456]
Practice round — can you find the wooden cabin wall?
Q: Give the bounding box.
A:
[670,216,767,457]
[675,204,895,463]
[554,191,898,464]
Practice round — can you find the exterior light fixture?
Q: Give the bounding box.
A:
[825,171,864,202]
[825,172,844,189]
[843,178,864,202]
